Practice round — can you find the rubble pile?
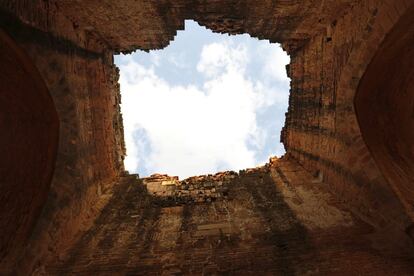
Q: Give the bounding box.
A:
[142,171,238,205]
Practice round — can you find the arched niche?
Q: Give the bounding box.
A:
[0,29,59,261]
[355,6,414,221]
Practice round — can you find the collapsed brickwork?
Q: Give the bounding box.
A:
[143,172,235,205]
[0,0,413,274]
[142,160,274,206]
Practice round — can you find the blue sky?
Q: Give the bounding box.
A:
[115,20,290,179]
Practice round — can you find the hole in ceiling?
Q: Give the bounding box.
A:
[115,20,290,179]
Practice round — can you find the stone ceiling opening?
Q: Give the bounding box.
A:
[115,20,291,179]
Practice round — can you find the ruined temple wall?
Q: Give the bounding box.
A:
[1,0,413,273]
[48,157,414,274]
[0,1,125,272]
[283,0,413,232]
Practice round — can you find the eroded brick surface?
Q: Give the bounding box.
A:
[142,171,236,205]
[48,159,414,275]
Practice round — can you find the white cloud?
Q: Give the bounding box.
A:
[258,43,290,83]
[167,52,189,69]
[197,41,249,78]
[118,35,290,179]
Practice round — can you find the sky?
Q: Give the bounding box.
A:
[115,20,290,179]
